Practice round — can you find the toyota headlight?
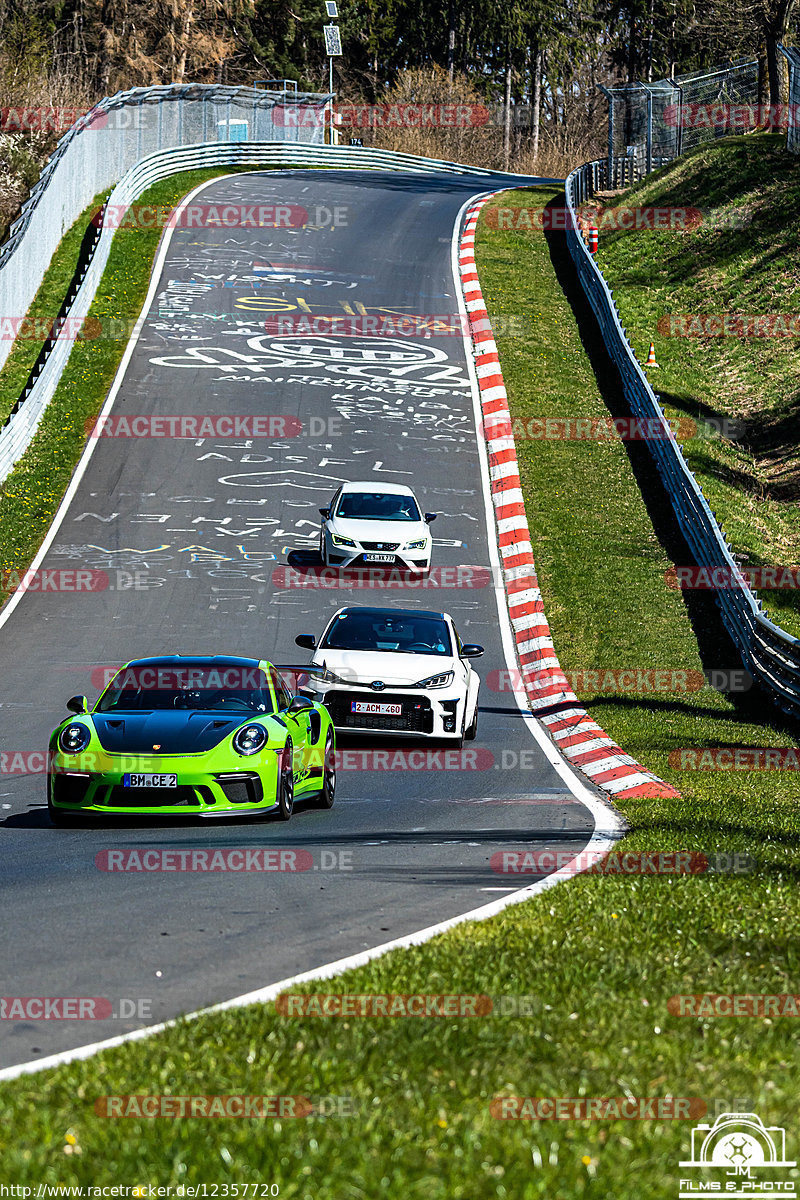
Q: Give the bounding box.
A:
[233,724,268,756]
[308,667,347,686]
[405,538,428,550]
[331,533,356,548]
[415,671,454,689]
[58,723,91,754]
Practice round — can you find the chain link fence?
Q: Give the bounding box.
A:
[0,84,332,374]
[600,60,760,185]
[780,45,800,152]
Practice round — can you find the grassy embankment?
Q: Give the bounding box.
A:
[594,133,800,635]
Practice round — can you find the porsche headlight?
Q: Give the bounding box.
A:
[405,538,428,550]
[415,671,454,689]
[58,723,91,754]
[233,724,268,756]
[331,533,357,548]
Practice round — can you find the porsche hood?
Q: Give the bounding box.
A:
[90,711,247,755]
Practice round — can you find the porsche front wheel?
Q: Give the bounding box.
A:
[311,730,336,809]
[276,740,294,821]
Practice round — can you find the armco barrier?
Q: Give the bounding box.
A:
[565,160,800,718]
[0,140,546,483]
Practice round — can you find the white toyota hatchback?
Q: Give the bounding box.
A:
[319,481,436,572]
[295,606,483,745]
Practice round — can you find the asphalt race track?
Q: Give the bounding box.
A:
[0,169,597,1069]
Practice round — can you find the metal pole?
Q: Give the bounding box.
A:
[645,85,653,174]
[329,57,334,145]
[598,85,614,184]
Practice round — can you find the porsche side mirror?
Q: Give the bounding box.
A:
[318,507,331,518]
[288,694,314,715]
[460,644,484,659]
[66,695,89,714]
[295,633,316,650]
[424,512,437,523]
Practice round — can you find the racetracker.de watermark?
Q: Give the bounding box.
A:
[0,996,151,1019]
[478,415,744,441]
[95,848,353,872]
[668,747,800,770]
[490,1097,706,1120]
[272,565,491,590]
[95,1095,314,1118]
[491,849,754,875]
[669,994,800,1017]
[659,313,800,337]
[487,667,707,693]
[275,993,552,1017]
[666,565,800,589]
[662,102,800,129]
[85,414,301,438]
[1,568,110,595]
[3,747,494,776]
[94,203,309,229]
[483,205,750,232]
[487,667,754,694]
[276,993,492,1017]
[262,313,532,338]
[273,102,490,128]
[0,105,99,132]
[0,105,163,132]
[485,205,702,231]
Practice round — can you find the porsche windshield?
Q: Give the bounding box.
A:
[335,492,421,521]
[320,612,451,656]
[96,664,276,713]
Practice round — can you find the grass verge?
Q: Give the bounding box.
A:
[1,184,799,1197]
[0,190,110,428]
[592,133,800,635]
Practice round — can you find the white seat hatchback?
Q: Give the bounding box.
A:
[319,481,436,572]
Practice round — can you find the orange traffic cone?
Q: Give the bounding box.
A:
[644,342,659,368]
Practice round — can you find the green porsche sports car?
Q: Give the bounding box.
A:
[48,655,336,824]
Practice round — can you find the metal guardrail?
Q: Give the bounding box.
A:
[565,159,800,718]
[0,140,544,483]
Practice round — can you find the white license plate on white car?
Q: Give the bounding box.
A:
[123,773,178,788]
[363,553,395,564]
[351,701,402,716]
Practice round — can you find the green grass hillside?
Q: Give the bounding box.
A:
[594,133,800,634]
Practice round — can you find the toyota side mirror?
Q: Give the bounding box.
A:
[460,644,484,659]
[295,633,316,650]
[67,695,89,714]
[424,512,437,523]
[318,508,330,518]
[288,694,314,714]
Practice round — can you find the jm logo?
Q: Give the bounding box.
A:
[679,1112,795,1198]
